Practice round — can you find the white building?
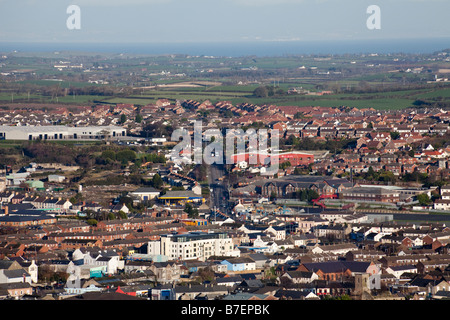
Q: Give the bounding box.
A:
[0,269,32,285]
[0,125,126,141]
[434,185,450,211]
[264,226,286,241]
[386,265,418,279]
[82,251,124,275]
[129,187,160,201]
[48,175,66,183]
[156,231,237,261]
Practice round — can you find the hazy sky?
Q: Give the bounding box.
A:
[1,0,450,43]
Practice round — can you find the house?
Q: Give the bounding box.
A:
[175,283,230,300]
[312,279,355,297]
[290,234,319,247]
[94,255,124,275]
[434,186,450,211]
[0,282,33,299]
[215,275,244,287]
[222,292,278,300]
[274,289,320,300]
[79,250,124,275]
[384,163,402,176]
[297,261,379,281]
[149,284,175,300]
[247,253,269,269]
[416,258,450,274]
[13,259,38,283]
[236,279,265,293]
[64,273,103,295]
[221,257,256,272]
[110,203,129,214]
[311,243,358,255]
[264,226,286,241]
[0,267,32,285]
[362,154,379,163]
[149,261,184,283]
[411,278,450,297]
[278,270,319,284]
[55,199,72,213]
[129,187,160,201]
[0,192,15,203]
[313,224,348,240]
[385,265,418,279]
[82,202,103,212]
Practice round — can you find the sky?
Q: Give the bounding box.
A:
[0,0,450,44]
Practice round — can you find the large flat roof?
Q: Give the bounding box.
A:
[158,191,202,199]
[0,125,124,133]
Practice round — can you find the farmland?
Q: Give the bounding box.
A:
[1,48,450,110]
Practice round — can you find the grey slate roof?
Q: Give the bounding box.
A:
[301,261,371,274]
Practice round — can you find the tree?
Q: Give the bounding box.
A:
[86,219,98,226]
[119,114,127,124]
[141,122,174,138]
[117,210,128,219]
[390,131,400,140]
[115,149,136,164]
[135,114,143,123]
[417,193,432,206]
[294,112,303,119]
[270,191,277,201]
[184,203,199,218]
[280,161,291,170]
[295,189,319,202]
[101,150,116,161]
[253,86,268,98]
[307,189,319,201]
[151,173,163,189]
[365,166,378,180]
[197,267,215,283]
[119,195,133,206]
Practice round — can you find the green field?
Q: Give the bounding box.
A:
[2,82,449,110]
[2,50,450,111]
[102,83,450,110]
[44,83,448,111]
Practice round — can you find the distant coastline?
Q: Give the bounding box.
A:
[1,37,450,57]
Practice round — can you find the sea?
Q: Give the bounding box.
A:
[1,38,450,57]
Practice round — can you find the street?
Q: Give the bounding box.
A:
[206,164,230,216]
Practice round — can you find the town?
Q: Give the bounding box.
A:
[1,50,450,302]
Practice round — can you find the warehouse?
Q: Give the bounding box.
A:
[157,190,205,206]
[0,125,126,141]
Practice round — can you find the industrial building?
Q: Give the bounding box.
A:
[157,190,205,206]
[0,125,126,141]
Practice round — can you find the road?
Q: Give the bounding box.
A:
[206,164,230,216]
